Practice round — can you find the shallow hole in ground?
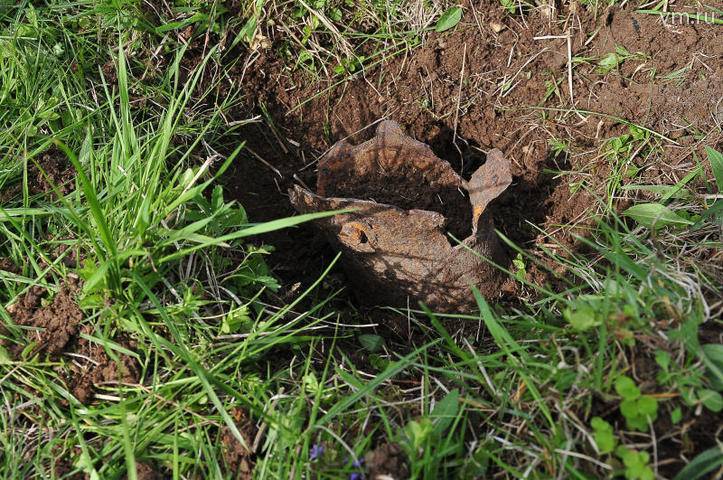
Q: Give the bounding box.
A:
[219,114,562,312]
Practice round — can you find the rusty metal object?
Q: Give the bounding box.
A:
[289,121,512,311]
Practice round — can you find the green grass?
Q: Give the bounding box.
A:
[1,2,722,480]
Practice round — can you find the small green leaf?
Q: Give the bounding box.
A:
[435,6,463,32]
[238,16,257,43]
[358,334,384,353]
[637,395,658,418]
[430,389,460,435]
[563,304,599,331]
[616,447,654,480]
[329,7,342,22]
[615,376,641,399]
[620,398,639,419]
[670,406,682,424]
[499,0,516,14]
[220,306,251,334]
[368,353,390,371]
[512,253,526,281]
[0,345,9,364]
[624,203,694,229]
[699,389,722,412]
[654,350,671,370]
[702,343,723,365]
[404,418,433,450]
[598,52,621,73]
[702,343,723,391]
[591,417,616,454]
[616,446,633,462]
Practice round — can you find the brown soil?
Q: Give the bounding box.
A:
[0,257,19,274]
[221,1,722,293]
[65,324,140,403]
[123,462,162,480]
[3,279,140,403]
[29,148,76,197]
[216,5,722,472]
[364,442,409,480]
[221,407,258,480]
[0,148,75,203]
[291,121,512,310]
[5,279,83,357]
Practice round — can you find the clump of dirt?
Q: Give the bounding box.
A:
[29,148,76,197]
[221,407,258,480]
[123,462,162,480]
[222,2,721,289]
[5,279,83,357]
[66,324,140,403]
[3,279,140,403]
[587,8,723,133]
[50,448,83,480]
[46,242,82,269]
[364,442,409,480]
[0,257,19,274]
[291,120,513,310]
[0,148,75,203]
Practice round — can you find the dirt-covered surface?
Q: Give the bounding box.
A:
[65,324,140,403]
[0,147,75,203]
[123,462,162,480]
[220,0,722,294]
[364,442,409,480]
[4,279,84,357]
[2,279,140,403]
[290,120,513,310]
[221,407,258,480]
[211,3,722,474]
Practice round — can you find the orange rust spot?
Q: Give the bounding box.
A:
[340,222,369,245]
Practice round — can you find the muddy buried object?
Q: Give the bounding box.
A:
[290,121,512,311]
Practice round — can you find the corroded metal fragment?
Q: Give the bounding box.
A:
[289,120,512,311]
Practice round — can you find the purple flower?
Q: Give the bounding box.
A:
[349,457,364,480]
[310,444,324,461]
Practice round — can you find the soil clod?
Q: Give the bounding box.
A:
[66,325,140,403]
[6,279,83,357]
[364,442,409,480]
[221,407,258,480]
[4,279,139,403]
[123,462,161,480]
[290,120,512,311]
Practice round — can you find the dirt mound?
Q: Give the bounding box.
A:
[29,148,76,197]
[588,8,723,131]
[364,442,409,480]
[291,120,513,310]
[221,407,258,480]
[66,324,140,403]
[0,257,19,274]
[0,148,75,203]
[123,462,162,480]
[6,279,83,357]
[222,1,721,294]
[3,279,140,403]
